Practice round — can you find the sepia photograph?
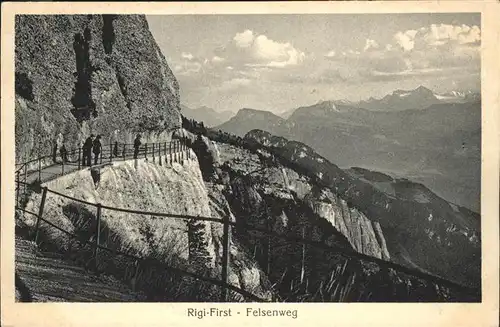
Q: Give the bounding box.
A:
[1,1,499,327]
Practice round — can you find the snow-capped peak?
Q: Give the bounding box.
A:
[435,90,480,102]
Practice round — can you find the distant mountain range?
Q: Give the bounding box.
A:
[277,86,480,118]
[181,104,235,127]
[215,86,481,212]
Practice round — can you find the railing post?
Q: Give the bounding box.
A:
[175,140,179,163]
[179,140,182,162]
[78,147,81,170]
[38,157,41,182]
[110,142,113,163]
[266,211,272,276]
[145,143,148,160]
[300,226,306,284]
[132,260,140,292]
[221,215,231,302]
[152,143,155,163]
[178,140,181,162]
[123,144,126,160]
[100,148,103,165]
[158,142,162,166]
[172,141,175,163]
[181,140,184,161]
[16,171,20,207]
[169,141,172,164]
[34,187,48,245]
[94,203,102,272]
[23,165,28,203]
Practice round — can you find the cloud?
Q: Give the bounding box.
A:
[220,29,306,69]
[363,39,379,52]
[219,77,252,91]
[175,61,202,76]
[234,30,255,48]
[174,22,480,109]
[310,23,481,86]
[325,50,336,58]
[393,24,481,52]
[421,24,481,46]
[181,52,195,60]
[394,30,418,51]
[364,66,478,83]
[212,56,225,63]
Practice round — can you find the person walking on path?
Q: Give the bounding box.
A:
[60,144,68,163]
[133,134,142,159]
[82,134,94,167]
[93,135,102,165]
[113,141,118,158]
[52,143,58,163]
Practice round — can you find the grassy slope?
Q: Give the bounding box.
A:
[15,236,146,302]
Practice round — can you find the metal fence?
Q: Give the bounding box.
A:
[15,139,190,185]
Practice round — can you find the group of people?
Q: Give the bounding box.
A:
[82,134,103,166]
[82,133,143,166]
[53,133,144,167]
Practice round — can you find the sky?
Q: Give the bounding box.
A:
[146,14,481,114]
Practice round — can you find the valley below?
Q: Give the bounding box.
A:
[216,95,481,213]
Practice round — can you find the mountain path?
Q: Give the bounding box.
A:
[15,235,146,302]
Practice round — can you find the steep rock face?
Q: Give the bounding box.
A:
[304,187,391,260]
[20,157,271,301]
[243,129,481,289]
[206,142,478,301]
[15,15,181,162]
[214,142,390,261]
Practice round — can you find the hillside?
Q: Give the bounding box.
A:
[242,129,480,289]
[178,124,480,300]
[15,15,181,163]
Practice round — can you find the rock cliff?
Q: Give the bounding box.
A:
[242,129,481,289]
[197,140,478,301]
[20,156,272,301]
[15,15,181,162]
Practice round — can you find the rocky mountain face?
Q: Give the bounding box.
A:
[326,86,479,112]
[357,86,440,111]
[217,108,288,137]
[178,125,479,301]
[181,104,235,127]
[20,156,273,301]
[241,129,480,290]
[216,98,481,212]
[15,15,181,162]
